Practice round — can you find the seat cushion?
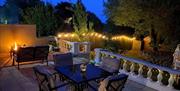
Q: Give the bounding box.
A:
[100,57,120,73]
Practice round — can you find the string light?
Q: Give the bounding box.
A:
[71,34,75,37]
[57,33,135,41]
[58,34,62,38]
[64,34,68,37]
[111,35,135,41]
[91,33,94,36]
[82,33,85,36]
[95,33,98,36]
[98,34,102,38]
[102,36,106,39]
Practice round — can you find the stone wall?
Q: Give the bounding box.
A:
[0,24,53,54]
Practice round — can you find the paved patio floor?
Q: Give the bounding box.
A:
[0,63,157,91]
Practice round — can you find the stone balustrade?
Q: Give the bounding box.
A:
[95,48,180,91]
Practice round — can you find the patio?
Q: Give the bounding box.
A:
[0,63,157,91]
[0,43,179,91]
[0,0,180,91]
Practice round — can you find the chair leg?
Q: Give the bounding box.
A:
[39,85,42,91]
[18,62,20,70]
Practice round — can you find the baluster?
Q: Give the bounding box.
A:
[157,70,163,84]
[130,63,135,74]
[123,59,127,72]
[168,74,175,88]
[106,54,110,57]
[138,64,143,77]
[101,53,105,57]
[105,53,108,57]
[147,67,152,80]
[111,56,114,58]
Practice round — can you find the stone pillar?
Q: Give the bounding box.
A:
[71,42,79,55]
[94,48,102,64]
[173,44,180,69]
[173,44,180,85]
[84,42,90,53]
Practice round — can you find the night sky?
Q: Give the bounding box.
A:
[0,0,107,23]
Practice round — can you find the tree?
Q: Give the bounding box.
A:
[21,3,58,37]
[54,2,74,33]
[87,11,104,33]
[55,2,74,21]
[73,1,93,41]
[105,0,180,51]
[1,0,20,24]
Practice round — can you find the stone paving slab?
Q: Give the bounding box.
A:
[0,65,157,91]
[0,67,38,91]
[123,80,157,91]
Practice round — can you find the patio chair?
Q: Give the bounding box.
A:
[105,74,128,91]
[15,46,49,69]
[16,47,34,68]
[34,46,49,65]
[90,74,128,91]
[53,53,73,67]
[53,53,73,81]
[33,65,69,91]
[100,57,121,74]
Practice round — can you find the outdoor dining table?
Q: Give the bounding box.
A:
[55,64,112,91]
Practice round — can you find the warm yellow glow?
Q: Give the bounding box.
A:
[57,32,110,40]
[132,37,136,40]
[111,35,135,41]
[98,34,102,38]
[58,34,62,38]
[71,34,75,37]
[91,33,94,36]
[14,42,18,51]
[82,33,85,36]
[102,36,106,39]
[64,34,68,37]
